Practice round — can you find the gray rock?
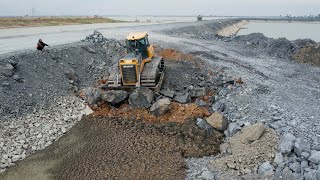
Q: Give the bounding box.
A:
[173,92,190,104]
[198,169,214,179]
[278,133,296,154]
[11,155,20,162]
[309,151,320,164]
[258,161,274,174]
[289,162,301,173]
[190,87,206,97]
[65,69,79,84]
[12,74,23,82]
[301,152,311,159]
[0,63,15,77]
[196,118,213,132]
[226,122,241,137]
[61,127,67,134]
[149,98,171,116]
[274,152,284,165]
[101,90,128,105]
[195,98,207,107]
[129,87,154,108]
[211,100,225,113]
[81,87,101,105]
[159,89,175,98]
[294,138,311,156]
[311,145,320,151]
[81,46,96,54]
[304,170,320,180]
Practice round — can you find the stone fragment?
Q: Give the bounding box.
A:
[101,90,128,105]
[159,89,175,98]
[309,151,320,164]
[211,100,225,113]
[173,92,190,104]
[278,133,296,154]
[274,152,284,165]
[294,138,311,156]
[258,161,274,174]
[129,87,154,108]
[149,98,171,116]
[239,123,265,144]
[205,112,228,131]
[190,87,206,97]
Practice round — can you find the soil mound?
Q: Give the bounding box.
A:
[293,43,320,67]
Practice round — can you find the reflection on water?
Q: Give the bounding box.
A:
[238,21,320,42]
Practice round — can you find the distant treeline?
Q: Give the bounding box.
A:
[281,14,320,21]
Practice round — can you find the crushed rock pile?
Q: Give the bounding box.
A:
[0,31,125,174]
[1,116,223,180]
[162,19,242,40]
[0,33,124,119]
[211,123,279,178]
[232,33,316,59]
[0,96,92,173]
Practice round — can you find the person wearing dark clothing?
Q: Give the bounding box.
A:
[37,39,49,51]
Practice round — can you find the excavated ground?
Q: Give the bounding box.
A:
[0,40,224,179]
[1,116,223,180]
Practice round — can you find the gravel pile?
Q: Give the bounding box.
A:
[0,96,92,173]
[1,116,223,179]
[161,20,320,179]
[0,33,124,119]
[0,32,124,174]
[162,19,241,40]
[232,33,316,59]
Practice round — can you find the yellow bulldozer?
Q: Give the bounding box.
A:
[107,32,164,91]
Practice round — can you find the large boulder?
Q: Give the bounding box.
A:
[100,90,128,105]
[278,133,296,154]
[205,112,228,131]
[129,87,154,108]
[80,87,101,105]
[239,123,266,144]
[150,98,171,116]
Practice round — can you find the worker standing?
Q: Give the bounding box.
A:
[36,39,49,51]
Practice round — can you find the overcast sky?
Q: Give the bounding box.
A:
[1,0,319,16]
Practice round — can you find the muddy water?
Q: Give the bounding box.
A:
[238,21,320,42]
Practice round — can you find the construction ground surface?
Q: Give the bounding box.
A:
[1,19,320,179]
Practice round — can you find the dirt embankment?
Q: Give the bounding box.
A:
[293,43,320,67]
[217,20,248,37]
[162,19,242,39]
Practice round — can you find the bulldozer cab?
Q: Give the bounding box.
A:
[126,32,150,59]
